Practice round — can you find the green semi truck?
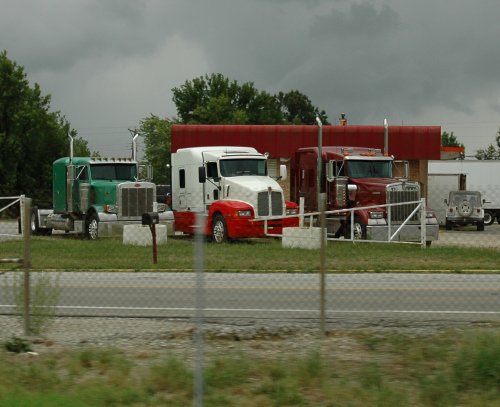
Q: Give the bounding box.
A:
[30,135,166,239]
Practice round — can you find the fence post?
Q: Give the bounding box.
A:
[319,193,327,338]
[22,196,32,336]
[420,198,427,249]
[193,212,205,407]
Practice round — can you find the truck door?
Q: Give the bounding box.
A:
[327,160,348,209]
[203,161,221,211]
[177,168,188,210]
[297,152,317,212]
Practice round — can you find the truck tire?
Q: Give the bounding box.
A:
[85,213,99,240]
[344,217,367,240]
[212,213,228,243]
[445,220,452,230]
[30,210,40,236]
[484,210,494,226]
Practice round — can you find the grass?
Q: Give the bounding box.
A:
[1,234,499,272]
[1,328,499,406]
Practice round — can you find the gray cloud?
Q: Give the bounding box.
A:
[1,0,499,156]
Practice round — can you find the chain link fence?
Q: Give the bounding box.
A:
[1,193,500,405]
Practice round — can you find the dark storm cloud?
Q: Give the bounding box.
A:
[1,0,500,155]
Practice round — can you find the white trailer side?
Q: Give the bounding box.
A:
[427,174,462,225]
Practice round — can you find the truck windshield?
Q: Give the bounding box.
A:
[347,160,392,178]
[219,159,267,177]
[90,164,137,181]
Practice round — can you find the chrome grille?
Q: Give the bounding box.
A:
[257,191,284,217]
[387,189,420,222]
[119,184,154,219]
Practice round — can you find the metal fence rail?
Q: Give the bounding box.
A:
[0,195,24,240]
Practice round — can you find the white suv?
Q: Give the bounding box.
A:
[445,190,484,231]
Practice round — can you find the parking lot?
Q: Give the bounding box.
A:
[433,223,500,249]
[1,221,500,248]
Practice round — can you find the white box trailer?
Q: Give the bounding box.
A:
[428,160,500,226]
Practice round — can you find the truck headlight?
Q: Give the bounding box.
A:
[286,208,298,215]
[237,210,252,217]
[369,211,384,219]
[104,204,117,213]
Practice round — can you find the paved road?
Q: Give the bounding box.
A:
[1,272,499,323]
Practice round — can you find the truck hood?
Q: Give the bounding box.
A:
[224,176,282,194]
[91,180,121,205]
[352,178,399,189]
[90,180,154,206]
[350,178,418,205]
[222,176,284,217]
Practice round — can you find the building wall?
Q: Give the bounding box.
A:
[171,124,442,161]
[171,125,441,204]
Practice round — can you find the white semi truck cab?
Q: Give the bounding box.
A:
[171,146,299,242]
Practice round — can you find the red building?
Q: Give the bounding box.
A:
[171,124,442,199]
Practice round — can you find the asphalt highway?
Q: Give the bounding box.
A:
[1,272,499,324]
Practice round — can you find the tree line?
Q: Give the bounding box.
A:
[140,73,330,184]
[0,51,90,205]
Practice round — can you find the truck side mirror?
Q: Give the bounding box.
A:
[444,198,448,205]
[198,166,206,183]
[279,164,287,181]
[393,160,409,180]
[142,212,159,226]
[138,164,153,181]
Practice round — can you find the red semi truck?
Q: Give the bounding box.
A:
[291,145,439,245]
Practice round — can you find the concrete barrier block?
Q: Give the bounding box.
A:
[282,227,326,250]
[123,224,168,246]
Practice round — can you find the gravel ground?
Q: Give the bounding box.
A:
[1,316,335,364]
[2,315,497,364]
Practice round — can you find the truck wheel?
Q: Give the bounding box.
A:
[212,213,228,243]
[30,210,40,235]
[344,217,367,240]
[445,220,452,231]
[86,213,99,240]
[484,210,494,226]
[477,221,484,232]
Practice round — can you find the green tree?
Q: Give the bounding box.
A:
[172,73,328,125]
[277,90,329,124]
[475,128,500,160]
[0,50,81,205]
[139,115,172,184]
[441,131,464,148]
[71,129,93,157]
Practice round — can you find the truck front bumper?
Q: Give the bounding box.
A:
[228,216,300,239]
[367,222,439,243]
[97,211,175,237]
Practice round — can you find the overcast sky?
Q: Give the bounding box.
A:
[2,0,500,157]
